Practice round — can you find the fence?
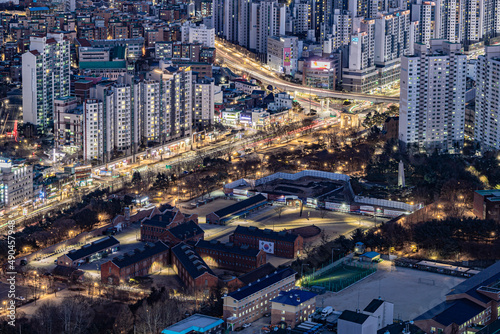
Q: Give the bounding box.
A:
[354,195,422,212]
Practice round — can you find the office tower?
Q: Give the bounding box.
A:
[22,33,70,134]
[473,45,500,151]
[332,9,352,49]
[410,0,442,46]
[374,10,412,65]
[255,0,286,54]
[194,78,215,128]
[442,0,464,43]
[399,40,467,153]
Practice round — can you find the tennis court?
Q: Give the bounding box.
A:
[302,262,377,292]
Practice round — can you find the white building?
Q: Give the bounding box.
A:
[441,0,464,44]
[255,0,286,54]
[290,0,311,34]
[22,33,71,134]
[268,92,293,111]
[137,80,161,144]
[0,158,33,211]
[337,299,394,334]
[410,0,442,46]
[399,40,467,153]
[194,78,215,128]
[267,35,300,74]
[181,22,215,47]
[374,10,412,66]
[54,96,83,150]
[473,45,500,151]
[332,9,352,50]
[83,99,106,162]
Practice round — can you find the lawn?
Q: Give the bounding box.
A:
[302,263,377,292]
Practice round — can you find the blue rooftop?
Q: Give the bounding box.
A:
[271,289,316,306]
[161,314,224,334]
[29,7,50,11]
[360,251,380,258]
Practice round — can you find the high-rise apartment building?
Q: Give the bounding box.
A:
[410,0,442,46]
[194,78,215,128]
[374,10,412,65]
[399,40,467,153]
[441,0,464,43]
[332,9,352,49]
[0,158,33,211]
[22,33,70,134]
[473,45,500,151]
[255,0,286,54]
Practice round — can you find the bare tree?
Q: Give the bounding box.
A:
[274,206,286,219]
[319,207,329,219]
[113,304,134,334]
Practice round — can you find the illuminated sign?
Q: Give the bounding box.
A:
[310,61,331,70]
[283,47,291,66]
[352,37,359,42]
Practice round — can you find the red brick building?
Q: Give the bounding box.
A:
[171,243,219,291]
[140,207,199,243]
[100,241,169,284]
[195,239,266,273]
[473,190,500,221]
[230,225,303,259]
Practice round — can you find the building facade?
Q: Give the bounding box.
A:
[0,158,33,211]
[399,40,467,153]
[22,33,71,134]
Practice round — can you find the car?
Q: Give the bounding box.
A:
[242,323,251,328]
[263,313,271,317]
[234,327,244,332]
[15,296,25,301]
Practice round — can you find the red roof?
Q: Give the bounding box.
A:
[29,50,40,56]
[75,38,92,47]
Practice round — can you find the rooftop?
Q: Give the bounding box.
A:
[237,263,277,285]
[66,236,119,261]
[364,299,385,313]
[168,220,204,240]
[228,267,296,301]
[195,239,260,257]
[171,243,215,280]
[339,310,371,324]
[161,314,224,334]
[271,289,317,306]
[80,61,127,69]
[110,241,169,269]
[233,225,300,243]
[212,194,267,218]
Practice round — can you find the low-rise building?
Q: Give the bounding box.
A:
[206,194,268,225]
[223,267,296,329]
[338,310,379,334]
[100,241,170,284]
[161,314,224,334]
[57,236,120,268]
[230,225,303,259]
[270,289,317,327]
[141,207,199,242]
[473,190,500,222]
[195,239,266,272]
[414,261,500,334]
[0,158,33,212]
[226,263,278,292]
[171,243,219,291]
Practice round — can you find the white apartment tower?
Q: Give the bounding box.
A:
[374,10,412,65]
[255,0,286,54]
[399,40,467,153]
[473,45,500,151]
[83,99,106,162]
[410,0,443,46]
[0,158,33,210]
[291,0,311,34]
[137,80,161,144]
[194,78,215,128]
[22,33,70,134]
[332,9,352,49]
[441,0,464,43]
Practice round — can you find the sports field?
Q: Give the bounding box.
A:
[302,263,377,292]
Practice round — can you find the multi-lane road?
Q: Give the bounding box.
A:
[215,42,400,104]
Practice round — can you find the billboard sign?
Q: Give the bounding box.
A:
[259,240,275,254]
[311,61,330,69]
[283,48,291,66]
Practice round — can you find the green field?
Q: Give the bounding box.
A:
[302,263,377,292]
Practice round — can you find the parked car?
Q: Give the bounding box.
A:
[263,313,271,317]
[234,327,243,332]
[15,296,25,301]
[242,323,251,328]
